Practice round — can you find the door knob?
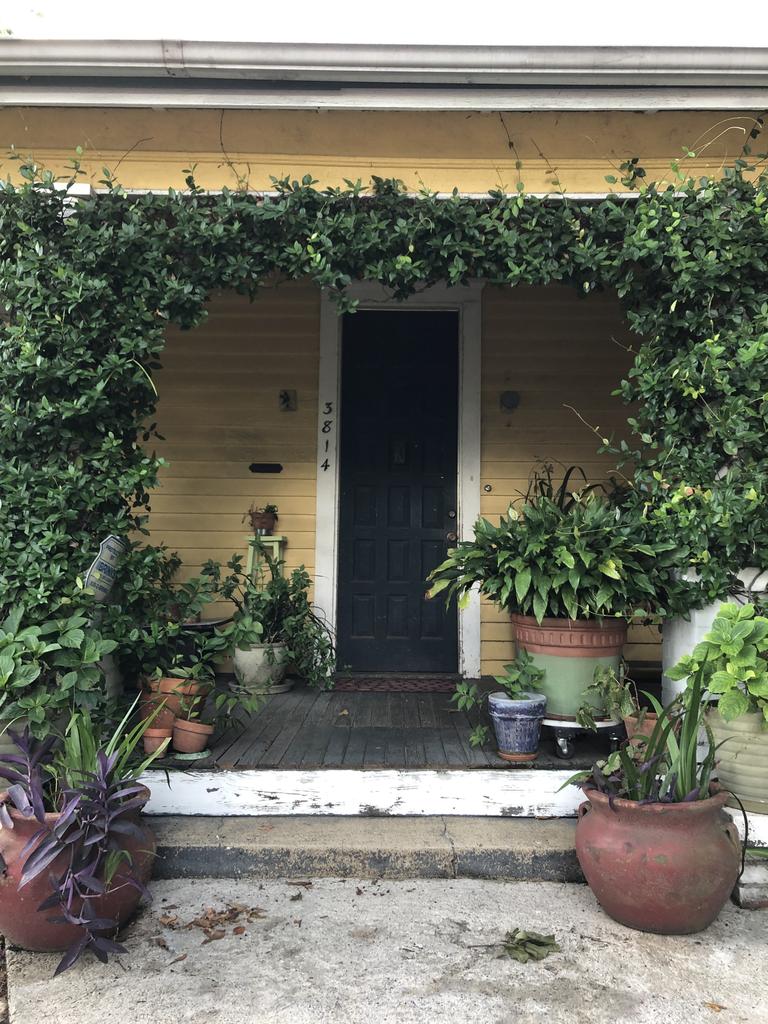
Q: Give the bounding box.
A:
[446,531,457,542]
[447,510,456,519]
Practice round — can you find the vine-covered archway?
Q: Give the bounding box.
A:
[1,160,766,616]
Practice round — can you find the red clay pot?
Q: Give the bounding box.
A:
[0,788,156,952]
[139,698,176,730]
[511,614,627,658]
[172,719,214,754]
[576,786,741,934]
[143,727,172,754]
[623,711,659,742]
[144,676,208,716]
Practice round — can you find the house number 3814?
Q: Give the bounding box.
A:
[320,401,334,471]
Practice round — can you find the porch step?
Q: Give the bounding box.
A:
[150,816,583,883]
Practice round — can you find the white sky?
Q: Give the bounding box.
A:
[3,0,768,47]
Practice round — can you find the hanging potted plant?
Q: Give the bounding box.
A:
[428,465,680,725]
[568,666,741,935]
[0,703,165,973]
[452,650,547,762]
[665,601,768,814]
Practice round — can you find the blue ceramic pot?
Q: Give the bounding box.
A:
[488,691,547,763]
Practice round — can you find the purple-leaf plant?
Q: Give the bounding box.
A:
[0,728,151,975]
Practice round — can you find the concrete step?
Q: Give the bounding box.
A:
[150,815,582,882]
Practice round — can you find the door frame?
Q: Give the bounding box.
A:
[314,281,483,679]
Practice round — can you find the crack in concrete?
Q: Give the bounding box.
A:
[440,816,458,879]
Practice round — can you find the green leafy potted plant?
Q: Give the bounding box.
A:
[569,667,741,935]
[429,465,679,723]
[453,650,547,762]
[666,601,768,813]
[575,666,658,742]
[213,551,336,695]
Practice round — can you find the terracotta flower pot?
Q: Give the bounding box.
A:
[143,727,172,754]
[139,699,176,730]
[248,511,277,535]
[0,788,156,952]
[172,719,214,754]
[146,677,206,717]
[623,710,659,741]
[512,614,627,722]
[575,786,741,934]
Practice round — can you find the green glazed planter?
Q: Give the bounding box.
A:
[511,614,627,722]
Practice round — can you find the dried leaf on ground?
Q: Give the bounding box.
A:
[498,928,560,964]
[704,1004,727,1013]
[287,880,313,889]
[185,903,267,943]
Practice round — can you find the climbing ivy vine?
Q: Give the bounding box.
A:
[1,156,767,618]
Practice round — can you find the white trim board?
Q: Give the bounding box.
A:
[314,282,483,679]
[142,768,580,817]
[141,768,768,845]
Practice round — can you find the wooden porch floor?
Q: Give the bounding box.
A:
[176,685,614,772]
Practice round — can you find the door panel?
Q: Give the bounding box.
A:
[337,310,459,672]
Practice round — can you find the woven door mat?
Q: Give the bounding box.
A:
[333,675,458,693]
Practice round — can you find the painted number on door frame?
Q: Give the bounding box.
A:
[320,401,334,472]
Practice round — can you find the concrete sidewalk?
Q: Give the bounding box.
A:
[7,878,766,1024]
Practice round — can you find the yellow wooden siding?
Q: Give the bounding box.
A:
[0,107,758,194]
[146,283,320,614]
[479,285,660,674]
[146,281,660,671]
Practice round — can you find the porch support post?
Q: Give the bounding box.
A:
[458,290,483,679]
[314,292,343,630]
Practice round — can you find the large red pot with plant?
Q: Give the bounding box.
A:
[576,786,740,934]
[0,786,156,953]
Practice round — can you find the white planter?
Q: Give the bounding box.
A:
[709,709,768,815]
[233,643,291,694]
[662,568,768,705]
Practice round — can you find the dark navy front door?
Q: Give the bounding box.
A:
[337,310,459,673]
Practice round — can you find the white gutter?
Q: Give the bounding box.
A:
[1,41,767,111]
[1,40,768,86]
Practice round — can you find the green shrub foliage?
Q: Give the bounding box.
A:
[1,157,767,617]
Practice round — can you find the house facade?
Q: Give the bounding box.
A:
[2,41,765,681]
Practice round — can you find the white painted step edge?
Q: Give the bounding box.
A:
[139,767,768,845]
